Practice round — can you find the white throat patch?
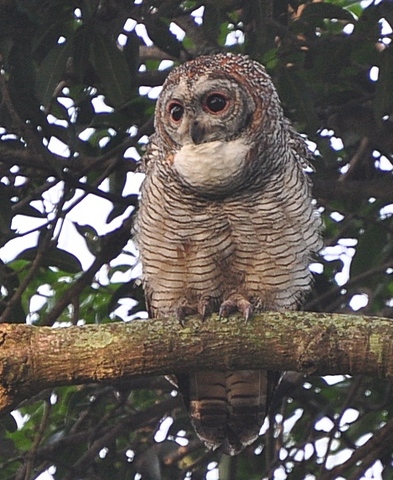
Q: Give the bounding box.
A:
[173,138,249,191]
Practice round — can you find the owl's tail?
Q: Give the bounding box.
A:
[178,370,278,455]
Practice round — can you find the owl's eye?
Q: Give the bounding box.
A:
[204,93,229,114]
[168,102,184,122]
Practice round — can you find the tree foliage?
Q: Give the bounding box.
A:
[0,0,392,479]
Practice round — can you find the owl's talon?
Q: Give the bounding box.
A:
[198,297,213,321]
[219,294,253,321]
[240,302,253,322]
[219,299,237,319]
[176,307,187,327]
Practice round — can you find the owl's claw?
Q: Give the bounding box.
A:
[176,305,196,326]
[176,307,186,327]
[198,297,213,321]
[219,294,253,321]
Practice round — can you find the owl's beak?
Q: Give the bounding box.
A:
[190,120,205,145]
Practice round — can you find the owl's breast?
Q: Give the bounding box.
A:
[172,138,249,194]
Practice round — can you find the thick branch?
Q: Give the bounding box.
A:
[1,312,393,414]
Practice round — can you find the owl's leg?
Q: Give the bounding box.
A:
[219,293,253,321]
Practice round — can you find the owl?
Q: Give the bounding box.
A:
[136,53,322,455]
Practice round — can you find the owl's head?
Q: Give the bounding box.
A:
[155,53,283,149]
[153,54,286,195]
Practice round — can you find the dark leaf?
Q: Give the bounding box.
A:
[15,204,46,218]
[73,223,101,255]
[278,68,318,132]
[0,184,13,242]
[144,17,182,58]
[90,33,132,108]
[35,42,73,106]
[350,224,388,278]
[107,279,146,316]
[15,247,82,273]
[72,24,94,83]
[0,414,18,433]
[374,48,393,120]
[300,3,355,22]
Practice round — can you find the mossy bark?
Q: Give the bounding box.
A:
[1,312,393,412]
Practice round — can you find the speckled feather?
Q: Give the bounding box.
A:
[136,53,322,455]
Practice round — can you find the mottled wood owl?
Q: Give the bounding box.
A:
[136,53,322,455]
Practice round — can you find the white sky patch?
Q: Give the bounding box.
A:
[375,154,393,171]
[322,243,355,286]
[158,60,174,71]
[380,18,393,44]
[324,375,347,385]
[124,18,137,32]
[283,409,303,436]
[47,114,67,128]
[380,204,393,219]
[170,22,186,41]
[349,293,369,311]
[147,86,163,99]
[154,417,174,442]
[309,262,323,274]
[92,95,114,113]
[315,416,335,432]
[135,24,153,46]
[357,432,373,447]
[118,33,128,46]
[47,136,70,157]
[78,127,96,141]
[330,211,345,222]
[206,462,219,480]
[369,65,379,82]
[330,136,344,151]
[338,238,357,247]
[191,6,204,25]
[339,408,360,428]
[225,29,245,46]
[124,146,141,160]
[343,23,355,34]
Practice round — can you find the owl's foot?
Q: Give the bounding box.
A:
[198,297,213,321]
[176,305,197,326]
[219,294,253,321]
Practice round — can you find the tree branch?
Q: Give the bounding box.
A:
[1,311,393,414]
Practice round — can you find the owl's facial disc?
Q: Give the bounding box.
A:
[161,77,254,146]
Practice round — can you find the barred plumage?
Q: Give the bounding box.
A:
[136,53,322,455]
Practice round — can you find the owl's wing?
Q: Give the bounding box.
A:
[285,119,316,172]
[137,134,160,174]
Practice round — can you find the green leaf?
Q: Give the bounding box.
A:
[300,3,355,22]
[35,42,72,106]
[350,224,388,278]
[374,48,393,120]
[278,68,318,132]
[73,223,101,255]
[144,18,182,58]
[15,247,82,273]
[90,33,132,108]
[0,184,13,242]
[72,25,94,83]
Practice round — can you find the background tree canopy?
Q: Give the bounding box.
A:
[0,0,392,479]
